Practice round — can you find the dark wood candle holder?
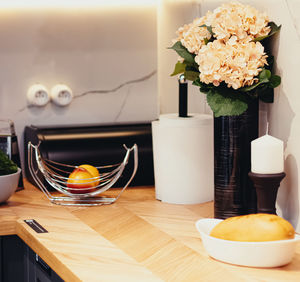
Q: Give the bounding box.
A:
[248,172,286,215]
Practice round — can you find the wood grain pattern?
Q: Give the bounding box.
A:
[0,180,300,281]
[0,206,17,235]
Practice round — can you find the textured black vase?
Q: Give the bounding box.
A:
[214,100,259,219]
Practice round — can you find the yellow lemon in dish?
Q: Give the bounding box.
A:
[78,164,100,186]
[210,214,295,242]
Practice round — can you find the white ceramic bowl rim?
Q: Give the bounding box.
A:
[196,218,300,245]
[0,167,21,177]
[195,218,300,268]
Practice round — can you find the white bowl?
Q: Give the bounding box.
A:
[195,218,300,268]
[0,168,21,203]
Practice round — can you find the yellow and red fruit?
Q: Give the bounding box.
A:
[67,167,96,194]
[78,164,100,186]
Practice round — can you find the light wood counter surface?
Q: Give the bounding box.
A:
[0,180,300,281]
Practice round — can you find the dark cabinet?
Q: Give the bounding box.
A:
[0,235,63,282]
[1,235,27,282]
[27,248,63,282]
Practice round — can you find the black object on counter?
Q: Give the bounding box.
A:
[178,74,188,118]
[248,172,286,215]
[214,100,259,219]
[24,123,154,189]
[24,219,48,234]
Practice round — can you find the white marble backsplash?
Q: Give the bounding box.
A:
[0,7,158,126]
[0,6,158,173]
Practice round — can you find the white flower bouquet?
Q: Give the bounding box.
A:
[170,1,281,117]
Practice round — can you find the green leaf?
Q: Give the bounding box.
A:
[269,75,281,88]
[171,61,186,76]
[253,22,281,42]
[199,24,214,36]
[185,64,199,72]
[206,89,248,117]
[192,78,201,87]
[168,41,195,65]
[0,149,18,176]
[199,24,214,45]
[240,81,263,92]
[259,69,271,81]
[184,71,199,82]
[240,69,275,92]
[197,81,215,93]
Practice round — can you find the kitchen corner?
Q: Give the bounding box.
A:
[1,180,300,281]
[1,0,300,280]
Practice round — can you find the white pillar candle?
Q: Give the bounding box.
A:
[251,134,284,174]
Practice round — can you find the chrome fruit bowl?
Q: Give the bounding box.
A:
[28,142,138,206]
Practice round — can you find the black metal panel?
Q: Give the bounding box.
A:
[24,123,154,189]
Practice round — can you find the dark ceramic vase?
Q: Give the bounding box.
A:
[214,100,259,219]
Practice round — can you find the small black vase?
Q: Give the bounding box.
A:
[214,100,259,219]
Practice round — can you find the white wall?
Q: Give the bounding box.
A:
[0,4,158,171]
[157,0,209,115]
[264,0,300,232]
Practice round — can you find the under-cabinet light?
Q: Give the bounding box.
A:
[0,0,157,9]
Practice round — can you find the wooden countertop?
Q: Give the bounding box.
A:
[1,181,300,282]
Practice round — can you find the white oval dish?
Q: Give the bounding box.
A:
[195,218,300,268]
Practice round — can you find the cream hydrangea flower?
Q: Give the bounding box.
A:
[170,1,280,116]
[175,16,212,54]
[195,40,268,89]
[205,1,270,42]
